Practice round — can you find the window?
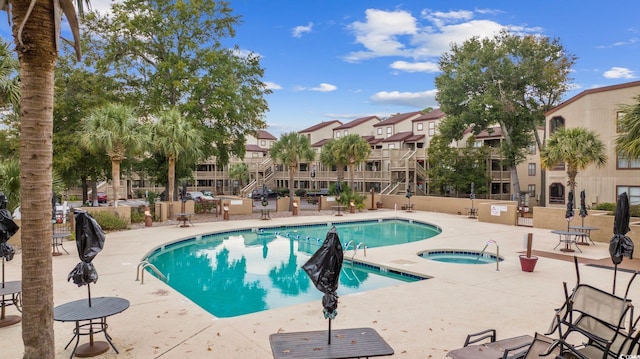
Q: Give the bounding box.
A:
[550,116,565,134]
[528,163,536,176]
[388,144,395,149]
[617,111,626,133]
[528,185,536,198]
[260,140,266,146]
[618,186,640,205]
[617,153,640,169]
[529,143,536,154]
[472,140,482,148]
[344,130,349,136]
[549,182,565,204]
[428,122,436,136]
[335,132,340,138]
[377,128,382,135]
[386,127,392,136]
[417,123,423,131]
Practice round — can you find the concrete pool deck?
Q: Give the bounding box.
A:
[3,209,640,358]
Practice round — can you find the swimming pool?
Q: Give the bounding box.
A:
[419,250,504,264]
[145,219,440,318]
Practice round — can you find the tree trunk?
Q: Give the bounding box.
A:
[168,155,176,217]
[13,1,57,357]
[349,162,355,191]
[112,159,120,207]
[288,165,295,211]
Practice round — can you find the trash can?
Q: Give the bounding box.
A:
[350,201,355,213]
[223,206,229,220]
[144,207,152,227]
[292,202,299,216]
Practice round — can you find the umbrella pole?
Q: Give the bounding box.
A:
[88,283,92,307]
[328,318,331,345]
[613,264,618,295]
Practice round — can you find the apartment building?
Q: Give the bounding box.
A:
[544,80,640,207]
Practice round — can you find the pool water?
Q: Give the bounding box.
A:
[146,219,440,318]
[419,250,503,264]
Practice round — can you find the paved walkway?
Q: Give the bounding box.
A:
[3,209,639,358]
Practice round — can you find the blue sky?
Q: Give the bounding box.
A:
[2,1,639,137]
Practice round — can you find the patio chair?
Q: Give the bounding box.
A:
[542,257,640,358]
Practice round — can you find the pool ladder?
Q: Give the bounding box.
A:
[136,260,167,284]
[476,240,500,271]
[343,240,367,260]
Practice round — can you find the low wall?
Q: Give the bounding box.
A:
[532,206,640,246]
[220,198,252,215]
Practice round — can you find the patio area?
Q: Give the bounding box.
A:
[2,209,639,358]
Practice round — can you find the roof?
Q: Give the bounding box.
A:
[413,109,445,121]
[546,80,640,115]
[367,137,384,145]
[382,131,414,142]
[334,116,380,130]
[475,127,503,139]
[299,120,342,133]
[311,138,332,147]
[245,144,268,153]
[256,130,277,140]
[405,134,425,142]
[373,111,422,127]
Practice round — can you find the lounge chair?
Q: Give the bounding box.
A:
[446,329,533,359]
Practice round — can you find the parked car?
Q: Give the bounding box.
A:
[249,189,277,200]
[185,191,215,202]
[97,192,108,203]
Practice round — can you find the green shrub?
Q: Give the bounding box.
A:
[593,202,615,212]
[631,205,640,218]
[194,201,216,214]
[90,211,129,231]
[130,208,145,224]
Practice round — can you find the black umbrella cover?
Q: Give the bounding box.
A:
[68,210,106,286]
[565,190,575,220]
[406,183,413,199]
[0,208,18,261]
[610,192,634,265]
[579,190,588,218]
[303,227,344,319]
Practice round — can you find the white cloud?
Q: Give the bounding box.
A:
[603,67,637,79]
[89,0,120,15]
[311,83,337,92]
[344,9,418,62]
[390,61,439,73]
[345,8,542,63]
[370,89,438,108]
[596,37,639,48]
[293,83,338,92]
[292,22,313,38]
[264,82,282,90]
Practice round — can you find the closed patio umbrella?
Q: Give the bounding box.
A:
[579,190,588,226]
[0,194,18,263]
[302,227,343,344]
[68,209,106,306]
[610,192,634,294]
[565,190,575,231]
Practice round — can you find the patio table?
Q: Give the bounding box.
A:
[569,225,599,245]
[551,230,585,253]
[0,280,21,327]
[54,296,129,359]
[270,327,393,359]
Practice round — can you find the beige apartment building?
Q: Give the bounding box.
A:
[118,81,637,207]
[544,80,640,207]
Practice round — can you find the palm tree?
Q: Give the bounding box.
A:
[337,134,371,191]
[269,132,315,211]
[0,40,19,110]
[229,163,250,195]
[540,127,607,199]
[152,108,203,217]
[79,103,146,207]
[320,139,347,183]
[615,95,640,159]
[5,0,84,356]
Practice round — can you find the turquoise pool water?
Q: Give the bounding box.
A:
[419,250,504,264]
[146,219,440,318]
